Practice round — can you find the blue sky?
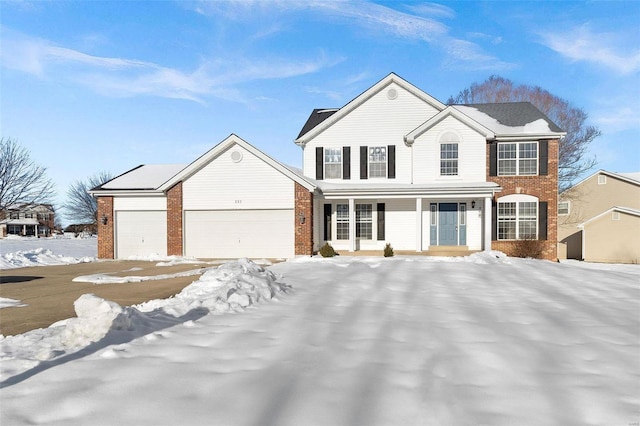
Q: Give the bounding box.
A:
[1,1,639,215]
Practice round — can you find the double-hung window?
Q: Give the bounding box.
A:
[336,204,349,240]
[368,147,387,178]
[356,204,373,239]
[498,142,538,176]
[440,143,458,176]
[498,201,538,240]
[9,212,19,219]
[324,148,342,179]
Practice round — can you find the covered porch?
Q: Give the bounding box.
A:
[313,182,502,254]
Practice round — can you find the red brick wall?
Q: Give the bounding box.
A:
[294,182,313,256]
[487,139,559,261]
[97,196,114,259]
[167,182,183,256]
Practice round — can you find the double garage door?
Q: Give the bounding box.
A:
[184,210,294,259]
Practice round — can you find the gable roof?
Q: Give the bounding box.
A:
[579,206,640,228]
[295,72,446,145]
[159,134,316,192]
[562,169,640,194]
[404,106,496,146]
[90,135,317,196]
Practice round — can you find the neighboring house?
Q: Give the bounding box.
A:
[91,73,564,260]
[558,170,640,263]
[0,204,55,237]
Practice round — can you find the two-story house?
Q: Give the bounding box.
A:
[91,73,563,260]
[0,204,55,237]
[558,170,640,263]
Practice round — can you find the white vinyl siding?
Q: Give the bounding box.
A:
[302,82,440,184]
[114,197,167,211]
[184,210,294,259]
[413,116,486,183]
[183,144,294,210]
[115,211,167,258]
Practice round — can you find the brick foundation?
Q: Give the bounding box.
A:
[294,182,313,256]
[167,182,183,256]
[487,139,559,261]
[97,196,114,259]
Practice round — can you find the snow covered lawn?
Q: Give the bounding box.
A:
[1,249,638,425]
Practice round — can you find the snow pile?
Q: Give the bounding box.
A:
[136,258,290,316]
[0,248,95,269]
[0,259,289,382]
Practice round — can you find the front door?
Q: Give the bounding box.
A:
[438,203,458,245]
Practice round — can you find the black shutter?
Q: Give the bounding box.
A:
[324,204,332,241]
[538,201,548,240]
[491,200,497,241]
[539,140,548,176]
[388,145,396,179]
[316,147,323,180]
[489,143,497,176]
[360,146,368,179]
[377,203,385,241]
[343,147,351,180]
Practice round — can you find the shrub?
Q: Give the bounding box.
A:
[319,242,336,257]
[511,238,545,259]
[383,243,394,257]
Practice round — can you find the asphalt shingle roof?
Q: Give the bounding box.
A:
[462,102,564,133]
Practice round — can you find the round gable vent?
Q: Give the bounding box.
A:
[387,88,398,100]
[230,150,243,163]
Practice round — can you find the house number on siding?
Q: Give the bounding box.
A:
[235,200,242,204]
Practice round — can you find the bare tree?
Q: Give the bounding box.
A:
[0,137,56,215]
[64,171,113,230]
[448,76,600,191]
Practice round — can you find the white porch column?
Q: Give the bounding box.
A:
[349,198,356,252]
[416,198,423,252]
[484,196,492,251]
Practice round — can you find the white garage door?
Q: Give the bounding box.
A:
[185,210,294,259]
[116,211,167,259]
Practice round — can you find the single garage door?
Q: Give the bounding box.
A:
[116,211,167,259]
[185,210,294,259]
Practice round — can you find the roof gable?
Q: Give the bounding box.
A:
[160,134,316,192]
[404,106,495,146]
[295,73,446,145]
[562,169,640,194]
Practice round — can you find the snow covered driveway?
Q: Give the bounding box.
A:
[1,255,639,425]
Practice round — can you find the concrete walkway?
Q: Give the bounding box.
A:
[0,261,208,336]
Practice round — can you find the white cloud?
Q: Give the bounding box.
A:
[191,0,513,71]
[0,28,341,104]
[538,24,640,74]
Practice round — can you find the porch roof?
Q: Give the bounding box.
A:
[315,181,502,198]
[1,218,40,226]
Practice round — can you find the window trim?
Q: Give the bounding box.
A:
[497,141,539,176]
[497,194,539,240]
[368,146,387,178]
[440,143,459,176]
[324,147,343,179]
[355,203,373,240]
[335,203,349,240]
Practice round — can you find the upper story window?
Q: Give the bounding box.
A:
[9,212,19,219]
[440,143,459,176]
[368,146,387,178]
[498,142,538,176]
[439,132,459,176]
[324,148,342,179]
[24,212,34,219]
[558,201,570,215]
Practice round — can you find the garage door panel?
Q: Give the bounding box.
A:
[185,210,294,259]
[116,211,167,259]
